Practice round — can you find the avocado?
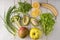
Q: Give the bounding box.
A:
[31,18,39,26]
[22,15,30,26]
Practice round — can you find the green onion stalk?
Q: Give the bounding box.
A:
[4,6,18,36]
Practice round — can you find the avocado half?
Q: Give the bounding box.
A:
[31,18,39,26]
[22,15,30,26]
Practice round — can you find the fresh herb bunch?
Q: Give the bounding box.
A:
[15,1,32,14]
[39,13,55,35]
[4,6,18,35]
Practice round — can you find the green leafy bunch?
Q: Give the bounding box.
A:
[39,13,55,35]
[16,1,32,14]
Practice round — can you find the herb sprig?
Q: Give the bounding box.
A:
[14,1,32,14]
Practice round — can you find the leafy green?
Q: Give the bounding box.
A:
[39,13,55,35]
[14,1,32,14]
[4,6,18,36]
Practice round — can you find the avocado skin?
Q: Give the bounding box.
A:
[22,15,30,26]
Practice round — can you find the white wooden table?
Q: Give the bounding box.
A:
[0,0,60,40]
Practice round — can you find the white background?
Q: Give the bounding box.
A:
[0,0,60,40]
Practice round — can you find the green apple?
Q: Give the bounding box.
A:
[30,28,42,39]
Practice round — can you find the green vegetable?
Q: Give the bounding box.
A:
[22,15,30,26]
[11,15,21,27]
[11,15,20,22]
[31,18,39,26]
[4,6,18,35]
[39,13,55,35]
[14,1,32,14]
